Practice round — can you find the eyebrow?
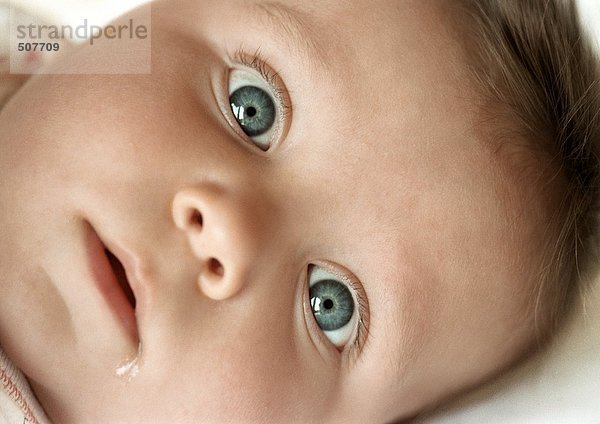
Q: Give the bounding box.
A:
[254,2,328,69]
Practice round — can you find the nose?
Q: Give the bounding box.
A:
[171,184,262,300]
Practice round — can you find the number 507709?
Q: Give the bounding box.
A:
[17,42,60,52]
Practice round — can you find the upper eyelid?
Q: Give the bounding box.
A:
[232,48,277,87]
[336,269,369,357]
[220,48,293,153]
[230,48,292,118]
[351,285,369,356]
[234,49,277,85]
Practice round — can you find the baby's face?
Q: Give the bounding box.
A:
[0,0,548,421]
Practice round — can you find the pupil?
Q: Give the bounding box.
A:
[323,299,334,310]
[246,106,257,117]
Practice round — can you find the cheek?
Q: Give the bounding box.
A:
[129,273,337,421]
[140,331,328,421]
[0,27,220,183]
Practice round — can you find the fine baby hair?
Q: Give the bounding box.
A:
[450,0,600,337]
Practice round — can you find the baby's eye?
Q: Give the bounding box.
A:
[308,266,360,349]
[228,67,282,151]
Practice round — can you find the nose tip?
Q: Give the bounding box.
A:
[172,188,249,300]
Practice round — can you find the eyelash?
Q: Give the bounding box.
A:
[310,264,370,357]
[343,274,369,355]
[231,48,292,121]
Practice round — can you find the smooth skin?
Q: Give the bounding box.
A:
[0,0,550,422]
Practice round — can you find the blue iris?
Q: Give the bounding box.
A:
[309,279,354,331]
[230,85,276,137]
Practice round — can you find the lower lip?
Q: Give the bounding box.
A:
[85,224,138,344]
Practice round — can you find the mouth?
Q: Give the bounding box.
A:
[86,224,139,344]
[105,248,136,310]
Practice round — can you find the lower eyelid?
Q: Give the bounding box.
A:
[211,65,245,138]
[299,268,338,361]
[303,282,344,360]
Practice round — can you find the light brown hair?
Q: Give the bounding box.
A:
[451,0,600,337]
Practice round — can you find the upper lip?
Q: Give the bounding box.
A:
[85,221,142,344]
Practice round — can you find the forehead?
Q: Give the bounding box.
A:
[247,0,464,92]
[176,0,463,88]
[203,0,474,151]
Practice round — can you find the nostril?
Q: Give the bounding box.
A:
[208,258,224,277]
[189,208,203,229]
